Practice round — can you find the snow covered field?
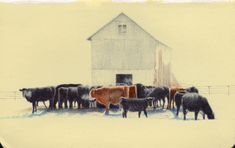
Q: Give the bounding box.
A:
[0,94,234,148]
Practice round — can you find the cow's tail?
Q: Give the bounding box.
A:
[124,86,129,98]
[50,86,57,110]
[89,88,95,101]
[134,85,137,98]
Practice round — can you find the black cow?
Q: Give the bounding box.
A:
[147,86,169,109]
[56,84,94,109]
[136,83,148,98]
[58,87,69,109]
[136,83,169,109]
[175,86,199,116]
[55,84,82,108]
[182,93,215,120]
[185,86,199,93]
[120,97,153,118]
[19,86,56,113]
[175,91,186,116]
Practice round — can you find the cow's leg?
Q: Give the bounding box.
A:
[183,108,187,120]
[172,98,175,109]
[138,111,141,118]
[105,103,110,115]
[43,101,47,109]
[195,110,199,120]
[122,110,125,118]
[77,99,82,109]
[64,99,68,109]
[166,91,170,109]
[167,97,170,109]
[162,98,165,109]
[58,98,63,109]
[158,99,161,107]
[144,109,148,118]
[203,112,205,120]
[176,105,180,116]
[35,102,37,112]
[53,98,57,109]
[32,102,35,113]
[167,98,171,109]
[125,110,128,118]
[155,99,158,108]
[68,99,73,109]
[122,109,127,118]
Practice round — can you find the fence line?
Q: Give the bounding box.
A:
[0,85,235,100]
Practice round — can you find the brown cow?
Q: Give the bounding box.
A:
[128,85,137,98]
[167,86,185,109]
[90,85,137,114]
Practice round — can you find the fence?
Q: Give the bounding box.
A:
[0,85,235,100]
[0,91,23,100]
[180,84,235,95]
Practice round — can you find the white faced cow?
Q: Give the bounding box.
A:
[19,87,56,113]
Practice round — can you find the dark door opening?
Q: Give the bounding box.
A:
[116,74,133,85]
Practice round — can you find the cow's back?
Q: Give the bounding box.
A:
[182,93,202,111]
[33,87,55,101]
[121,98,148,111]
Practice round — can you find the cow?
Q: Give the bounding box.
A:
[182,93,215,120]
[136,83,169,108]
[175,87,199,116]
[19,86,56,113]
[167,86,184,109]
[58,87,69,109]
[90,86,129,114]
[128,85,137,98]
[185,86,199,93]
[55,84,82,108]
[136,83,148,98]
[147,86,169,109]
[120,97,153,118]
[60,85,92,109]
[167,86,199,109]
[55,84,94,109]
[175,90,187,116]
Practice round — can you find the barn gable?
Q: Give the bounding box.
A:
[88,12,158,43]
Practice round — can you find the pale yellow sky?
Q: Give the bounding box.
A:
[0,2,234,90]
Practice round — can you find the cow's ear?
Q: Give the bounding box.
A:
[19,88,26,91]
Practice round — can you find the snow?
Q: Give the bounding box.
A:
[0,94,234,148]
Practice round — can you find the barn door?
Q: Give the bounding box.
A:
[116,74,133,85]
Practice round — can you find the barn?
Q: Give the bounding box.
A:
[88,13,172,86]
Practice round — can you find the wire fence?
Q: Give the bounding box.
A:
[0,91,23,100]
[0,85,235,100]
[181,85,235,95]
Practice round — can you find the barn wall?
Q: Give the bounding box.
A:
[90,14,156,70]
[89,13,171,86]
[91,69,155,86]
[154,43,171,87]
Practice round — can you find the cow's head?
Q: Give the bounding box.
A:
[146,97,154,107]
[19,88,33,102]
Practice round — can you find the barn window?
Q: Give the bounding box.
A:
[118,24,127,33]
[116,74,132,85]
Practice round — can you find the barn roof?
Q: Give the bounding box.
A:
[87,12,170,49]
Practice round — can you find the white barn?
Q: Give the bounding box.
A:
[88,13,171,86]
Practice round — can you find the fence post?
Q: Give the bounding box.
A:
[14,91,16,100]
[227,85,230,96]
